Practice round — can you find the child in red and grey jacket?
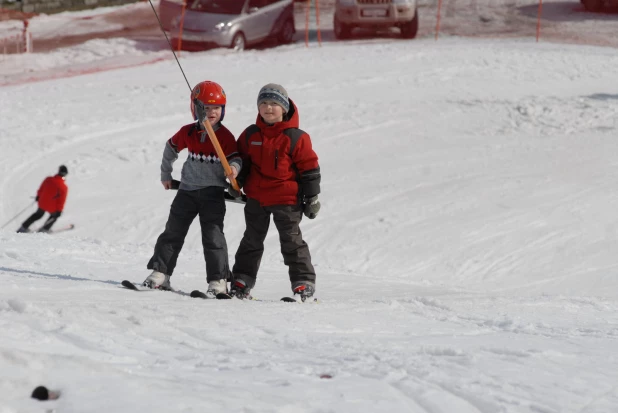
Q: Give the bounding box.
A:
[17,165,69,233]
[229,83,321,302]
[143,81,241,298]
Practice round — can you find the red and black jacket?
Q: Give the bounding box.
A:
[237,100,320,206]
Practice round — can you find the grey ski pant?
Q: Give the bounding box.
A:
[232,198,316,289]
[147,187,230,282]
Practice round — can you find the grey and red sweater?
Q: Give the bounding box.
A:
[161,122,241,191]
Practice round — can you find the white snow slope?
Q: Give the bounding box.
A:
[1,19,618,413]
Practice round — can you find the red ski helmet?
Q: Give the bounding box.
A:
[190,81,227,121]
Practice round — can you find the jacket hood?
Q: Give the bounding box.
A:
[255,99,299,137]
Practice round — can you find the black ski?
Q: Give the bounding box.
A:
[121,280,140,290]
[31,223,75,234]
[190,289,232,300]
[280,296,318,303]
[194,289,264,301]
[120,280,189,296]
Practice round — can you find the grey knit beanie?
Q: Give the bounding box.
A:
[257,83,290,113]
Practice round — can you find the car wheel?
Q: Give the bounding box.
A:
[582,0,604,11]
[400,8,419,39]
[278,18,295,44]
[231,32,246,51]
[333,14,352,40]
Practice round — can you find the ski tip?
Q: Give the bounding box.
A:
[190,290,232,299]
[280,296,318,303]
[190,290,208,299]
[121,280,139,290]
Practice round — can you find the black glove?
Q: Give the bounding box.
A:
[193,98,207,123]
[303,195,320,219]
[227,185,241,199]
[35,196,39,201]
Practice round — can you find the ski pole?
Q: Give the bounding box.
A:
[1,200,35,229]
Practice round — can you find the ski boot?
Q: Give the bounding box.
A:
[229,279,252,300]
[205,279,228,299]
[292,283,315,303]
[142,270,171,290]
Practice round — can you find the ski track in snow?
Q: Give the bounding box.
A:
[1,26,618,413]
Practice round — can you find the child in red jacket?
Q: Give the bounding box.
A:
[229,84,321,302]
[17,165,69,233]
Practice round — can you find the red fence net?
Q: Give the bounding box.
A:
[0,0,617,56]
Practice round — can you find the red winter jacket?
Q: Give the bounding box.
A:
[37,175,68,213]
[237,100,321,206]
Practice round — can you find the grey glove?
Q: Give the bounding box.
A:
[228,185,241,199]
[193,98,207,123]
[303,195,320,219]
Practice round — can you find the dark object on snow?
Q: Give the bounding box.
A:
[31,385,60,401]
[31,386,49,400]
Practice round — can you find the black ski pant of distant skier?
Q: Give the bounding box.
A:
[232,198,316,290]
[147,187,230,282]
[22,208,61,232]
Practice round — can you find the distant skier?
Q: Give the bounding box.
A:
[142,80,241,298]
[17,165,69,233]
[228,83,321,302]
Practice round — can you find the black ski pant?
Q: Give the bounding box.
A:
[232,198,316,290]
[147,187,230,282]
[22,208,61,231]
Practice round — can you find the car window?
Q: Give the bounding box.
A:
[188,0,245,14]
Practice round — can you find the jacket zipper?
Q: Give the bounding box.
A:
[274,149,278,170]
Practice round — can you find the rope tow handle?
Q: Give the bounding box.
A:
[198,114,240,192]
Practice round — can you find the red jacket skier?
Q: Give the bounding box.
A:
[229,83,321,302]
[17,165,69,233]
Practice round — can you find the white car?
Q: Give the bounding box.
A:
[159,0,296,51]
[334,0,419,40]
